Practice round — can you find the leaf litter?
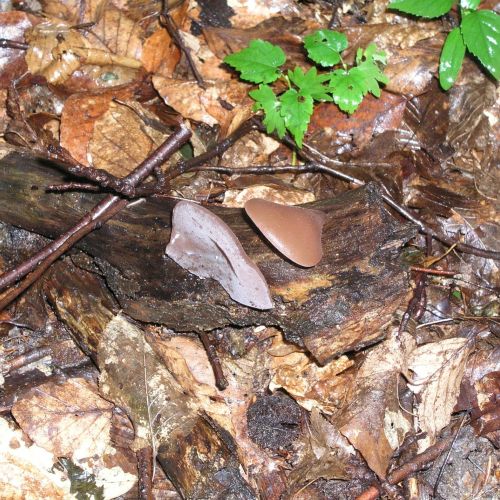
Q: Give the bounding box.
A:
[0,0,499,498]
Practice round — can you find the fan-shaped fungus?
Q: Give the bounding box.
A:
[166,201,273,310]
[245,198,326,267]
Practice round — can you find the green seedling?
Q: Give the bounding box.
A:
[389,0,500,89]
[224,30,388,148]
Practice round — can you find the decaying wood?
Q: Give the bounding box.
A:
[43,260,257,499]
[0,152,417,363]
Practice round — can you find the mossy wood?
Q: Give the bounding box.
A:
[0,152,416,362]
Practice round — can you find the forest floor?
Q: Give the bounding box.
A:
[0,0,498,499]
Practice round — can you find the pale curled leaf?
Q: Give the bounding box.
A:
[153,77,253,134]
[334,330,415,478]
[405,337,471,452]
[0,417,72,499]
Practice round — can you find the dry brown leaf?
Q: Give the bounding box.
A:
[221,130,280,167]
[223,185,315,208]
[153,76,253,134]
[142,28,180,76]
[11,377,137,497]
[333,330,415,479]
[87,6,143,62]
[25,17,142,86]
[0,12,37,89]
[88,100,168,176]
[60,86,135,165]
[0,417,72,499]
[290,408,355,485]
[406,337,472,452]
[268,332,353,414]
[40,0,106,24]
[225,0,301,28]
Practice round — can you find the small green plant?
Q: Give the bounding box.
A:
[223,30,388,148]
[389,0,500,90]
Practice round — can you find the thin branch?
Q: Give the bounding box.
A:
[0,39,28,50]
[0,125,192,310]
[198,331,228,390]
[159,1,206,89]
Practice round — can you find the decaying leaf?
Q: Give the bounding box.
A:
[333,330,415,478]
[0,417,72,499]
[11,377,137,498]
[0,12,37,89]
[25,17,142,85]
[406,337,472,452]
[268,333,354,414]
[153,77,253,134]
[59,86,135,166]
[88,100,168,176]
[223,185,315,207]
[289,408,356,485]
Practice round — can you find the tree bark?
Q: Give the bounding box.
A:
[0,152,416,363]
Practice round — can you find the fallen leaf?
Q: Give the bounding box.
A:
[40,0,105,24]
[223,185,315,207]
[88,100,169,176]
[405,337,472,452]
[268,332,353,414]
[0,12,37,89]
[60,86,135,166]
[333,330,415,478]
[11,377,137,498]
[289,408,356,485]
[153,76,253,134]
[0,417,72,499]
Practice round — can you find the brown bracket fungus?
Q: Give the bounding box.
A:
[244,198,326,267]
[165,200,273,310]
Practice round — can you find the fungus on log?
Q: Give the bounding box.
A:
[166,201,273,310]
[0,153,417,363]
[244,198,326,267]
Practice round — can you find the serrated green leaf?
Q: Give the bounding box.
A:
[461,9,500,79]
[223,39,286,84]
[287,67,332,101]
[359,43,388,65]
[352,61,389,97]
[303,29,348,67]
[279,89,314,148]
[460,0,480,9]
[439,27,466,90]
[249,84,286,138]
[329,69,365,114]
[389,0,454,18]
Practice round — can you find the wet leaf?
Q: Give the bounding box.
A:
[439,27,466,90]
[333,330,415,478]
[0,417,72,499]
[405,337,472,452]
[0,12,36,89]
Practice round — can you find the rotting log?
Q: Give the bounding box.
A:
[0,152,417,363]
[43,260,258,499]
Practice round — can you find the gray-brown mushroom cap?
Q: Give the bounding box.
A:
[244,198,326,267]
[165,201,273,310]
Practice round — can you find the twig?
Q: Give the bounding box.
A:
[0,39,29,50]
[410,267,457,276]
[433,412,469,497]
[354,428,460,500]
[0,125,192,310]
[159,2,206,89]
[136,446,154,500]
[198,331,228,390]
